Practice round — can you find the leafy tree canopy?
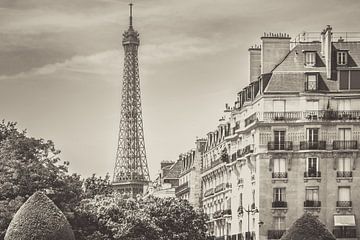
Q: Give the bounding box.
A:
[74,194,208,240]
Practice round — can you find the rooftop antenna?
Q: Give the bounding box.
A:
[129,2,133,27]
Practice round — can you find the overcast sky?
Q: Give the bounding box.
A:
[0,0,359,179]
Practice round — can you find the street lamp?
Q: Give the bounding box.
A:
[244,204,259,240]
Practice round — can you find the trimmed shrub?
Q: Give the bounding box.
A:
[281,213,335,240]
[5,191,75,240]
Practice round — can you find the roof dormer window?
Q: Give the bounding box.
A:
[337,51,348,65]
[305,52,316,67]
[305,73,318,91]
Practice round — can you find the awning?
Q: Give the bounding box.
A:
[334,215,356,226]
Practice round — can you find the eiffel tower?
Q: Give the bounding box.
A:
[112,3,150,197]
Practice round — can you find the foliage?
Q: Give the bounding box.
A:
[73,194,208,240]
[280,213,336,240]
[5,191,75,240]
[0,120,208,240]
[0,121,83,238]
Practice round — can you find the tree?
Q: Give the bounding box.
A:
[0,121,83,238]
[73,194,208,240]
[280,213,336,240]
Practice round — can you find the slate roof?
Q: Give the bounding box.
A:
[163,160,182,179]
[264,41,360,93]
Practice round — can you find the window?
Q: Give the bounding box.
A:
[338,99,351,111]
[306,186,319,201]
[305,52,316,66]
[273,188,286,202]
[337,51,347,65]
[307,128,319,142]
[306,100,319,119]
[338,187,350,202]
[273,217,286,230]
[274,131,285,149]
[306,157,319,177]
[273,159,286,173]
[339,70,360,90]
[338,158,351,172]
[306,74,318,91]
[339,128,351,141]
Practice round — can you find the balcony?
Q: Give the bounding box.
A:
[272,172,288,178]
[268,141,293,151]
[215,183,225,193]
[305,110,360,121]
[272,201,288,208]
[204,188,214,197]
[175,182,189,196]
[300,141,326,150]
[215,237,225,240]
[245,113,258,127]
[263,112,302,121]
[213,210,223,219]
[304,200,321,208]
[333,140,358,150]
[337,201,352,208]
[337,171,352,178]
[268,230,286,239]
[333,227,357,238]
[304,171,321,178]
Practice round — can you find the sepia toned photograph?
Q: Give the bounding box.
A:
[0,0,360,239]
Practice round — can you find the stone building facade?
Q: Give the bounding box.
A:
[200,25,360,240]
[175,139,207,208]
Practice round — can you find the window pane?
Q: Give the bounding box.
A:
[340,71,349,90]
[344,158,351,171]
[274,159,280,172]
[339,187,350,201]
[280,159,286,172]
[350,71,360,89]
[338,158,344,171]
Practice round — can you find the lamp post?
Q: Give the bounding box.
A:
[244,204,259,240]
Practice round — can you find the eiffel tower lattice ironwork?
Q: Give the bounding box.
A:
[112,3,150,196]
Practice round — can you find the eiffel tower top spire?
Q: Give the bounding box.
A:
[129,2,133,28]
[122,3,139,46]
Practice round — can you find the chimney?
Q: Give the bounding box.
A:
[195,138,207,153]
[261,33,291,74]
[248,45,261,83]
[322,25,332,79]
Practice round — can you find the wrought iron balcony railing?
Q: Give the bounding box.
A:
[268,230,286,240]
[204,188,214,197]
[304,200,321,207]
[333,140,358,150]
[299,141,326,150]
[175,182,189,194]
[333,227,357,238]
[268,141,293,151]
[215,183,225,193]
[304,171,321,178]
[272,172,288,178]
[337,171,352,178]
[272,201,288,208]
[237,233,244,240]
[336,201,352,208]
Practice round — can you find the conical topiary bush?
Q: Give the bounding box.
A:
[5,191,75,240]
[281,213,336,240]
